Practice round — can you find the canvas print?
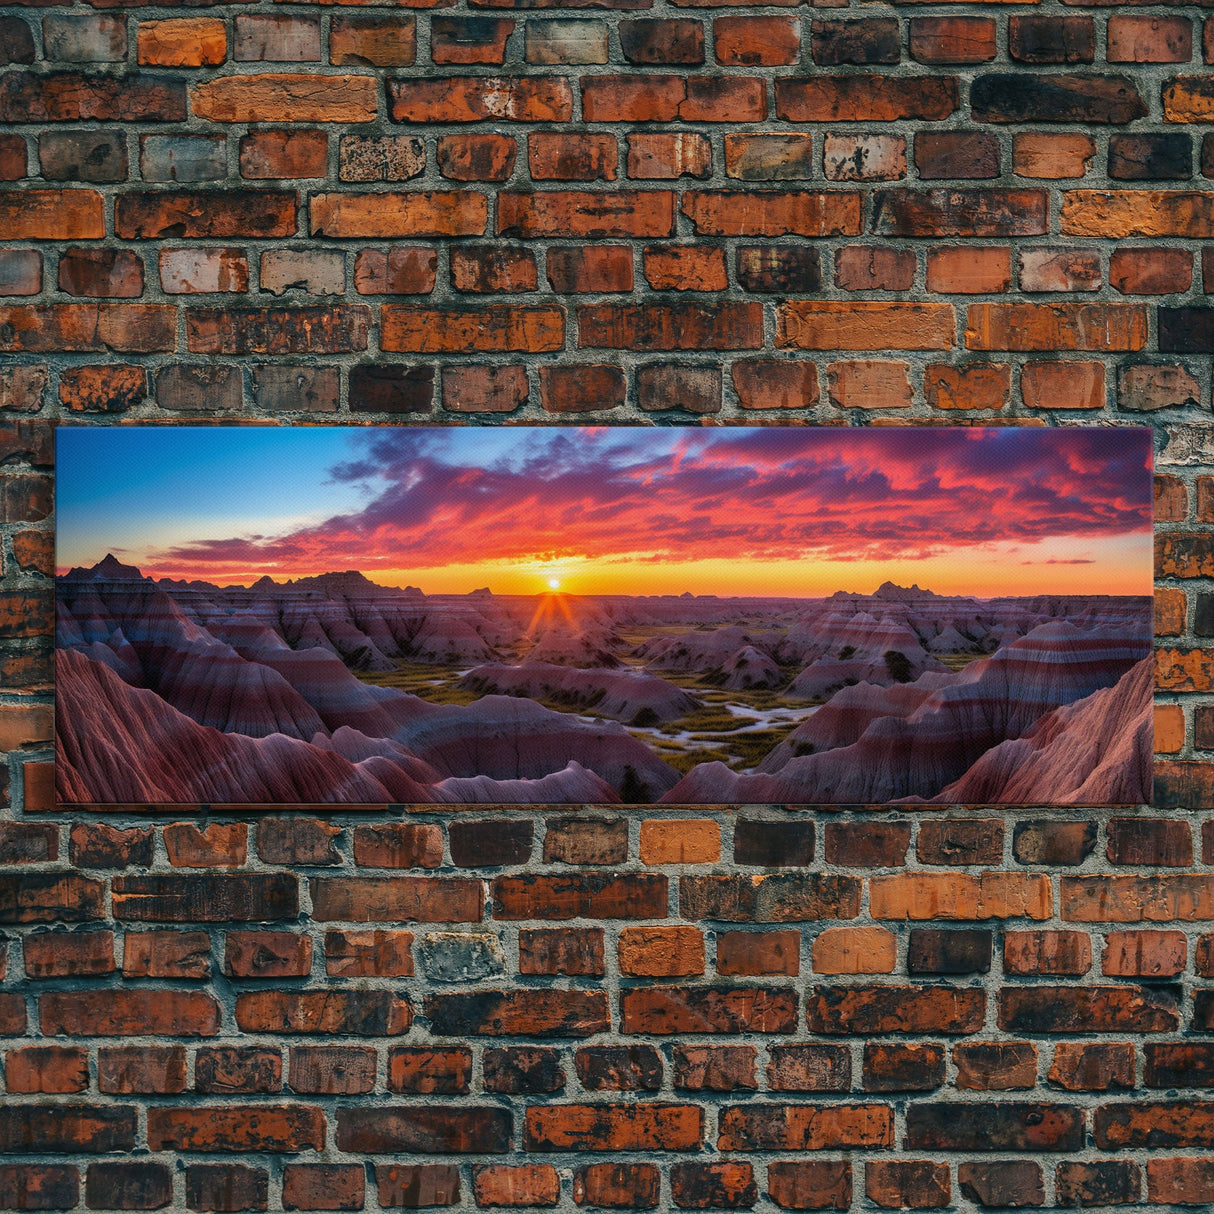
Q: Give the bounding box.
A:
[55,425,1154,807]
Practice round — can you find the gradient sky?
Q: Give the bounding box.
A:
[56,425,1154,597]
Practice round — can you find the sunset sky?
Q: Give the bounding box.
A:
[56,425,1154,598]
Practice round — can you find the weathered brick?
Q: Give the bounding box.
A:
[776,76,956,122]
[719,1105,891,1152]
[330,15,416,67]
[390,76,571,123]
[728,132,814,184]
[1048,1042,1135,1092]
[806,986,985,1035]
[906,1104,1083,1153]
[1055,1160,1140,1206]
[138,18,226,67]
[0,71,185,123]
[240,129,327,180]
[185,1165,268,1213]
[194,74,376,123]
[909,17,995,65]
[527,19,608,66]
[618,925,705,977]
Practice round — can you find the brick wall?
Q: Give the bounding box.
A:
[3,0,1214,1209]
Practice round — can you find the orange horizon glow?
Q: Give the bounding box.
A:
[56,426,1154,601]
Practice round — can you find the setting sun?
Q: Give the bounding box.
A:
[547,578,561,590]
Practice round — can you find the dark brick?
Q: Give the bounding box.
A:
[736,247,821,294]
[733,819,815,867]
[906,1103,1083,1152]
[907,930,992,975]
[449,819,533,867]
[348,364,434,413]
[1109,134,1192,181]
[483,1047,565,1094]
[811,19,899,65]
[85,1163,172,1210]
[1009,16,1095,64]
[971,74,1147,124]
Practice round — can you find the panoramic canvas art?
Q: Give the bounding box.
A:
[55,425,1154,807]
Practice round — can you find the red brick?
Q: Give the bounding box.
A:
[186,305,369,354]
[427,990,608,1038]
[865,1161,950,1210]
[780,301,954,351]
[381,304,562,353]
[777,76,956,122]
[282,1165,364,1212]
[194,73,375,123]
[546,246,633,293]
[538,364,624,413]
[325,929,414,977]
[388,1046,471,1094]
[925,246,1010,294]
[117,190,296,239]
[916,131,1000,180]
[575,1045,662,1093]
[40,989,220,1037]
[573,1163,659,1209]
[235,990,411,1035]
[0,304,175,353]
[185,1165,268,1213]
[474,1165,560,1209]
[1147,1159,1214,1205]
[528,131,616,181]
[1000,985,1179,1033]
[636,364,721,414]
[1010,15,1095,64]
[196,1046,282,1095]
[767,1162,851,1211]
[353,246,437,295]
[149,1106,324,1153]
[1055,1161,1139,1206]
[1107,818,1193,866]
[835,247,914,292]
[925,362,1010,411]
[58,364,148,413]
[431,16,510,64]
[527,1104,703,1152]
[579,302,761,350]
[720,1104,892,1152]
[619,19,703,66]
[863,1043,946,1093]
[436,133,516,182]
[5,1045,88,1094]
[239,130,327,179]
[1048,1042,1135,1093]
[338,1107,509,1155]
[375,1164,460,1209]
[500,190,673,238]
[124,929,210,979]
[23,930,115,977]
[518,927,605,977]
[0,71,185,123]
[138,18,226,67]
[164,821,247,868]
[726,133,814,182]
[670,1162,756,1210]
[330,15,415,66]
[643,245,727,292]
[311,192,486,238]
[1110,247,1193,295]
[621,986,797,1035]
[452,245,537,293]
[954,1042,1038,1091]
[1109,15,1193,62]
[353,822,443,868]
[731,360,818,410]
[876,189,1047,238]
[812,926,897,975]
[225,931,313,979]
[807,986,985,1035]
[715,16,799,65]
[85,1163,172,1212]
[827,360,912,409]
[618,925,704,977]
[683,190,860,237]
[767,1044,850,1093]
[442,364,528,413]
[1021,360,1106,409]
[390,76,571,123]
[909,17,995,64]
[288,1046,375,1096]
[627,132,711,180]
[1014,133,1096,180]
